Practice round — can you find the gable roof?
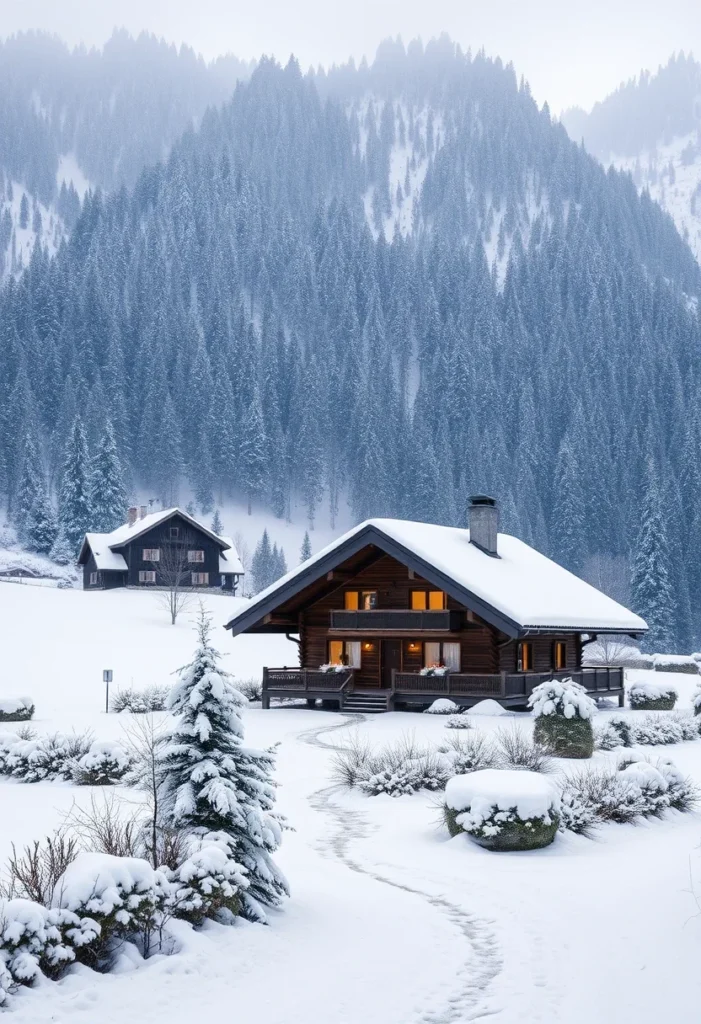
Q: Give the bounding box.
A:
[224,518,647,638]
[219,537,245,575]
[78,508,243,571]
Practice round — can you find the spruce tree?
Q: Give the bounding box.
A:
[15,434,57,554]
[300,530,312,563]
[630,464,677,653]
[211,509,223,535]
[251,529,273,594]
[58,417,93,553]
[158,607,288,921]
[90,422,128,533]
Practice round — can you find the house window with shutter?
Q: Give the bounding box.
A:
[554,641,567,670]
[138,570,156,583]
[143,548,160,561]
[191,572,209,586]
[89,571,98,586]
[517,642,533,672]
[188,550,205,563]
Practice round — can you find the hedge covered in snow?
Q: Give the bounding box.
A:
[0,697,34,723]
[596,710,699,749]
[529,679,596,758]
[652,654,700,674]
[110,686,169,714]
[0,732,131,784]
[444,769,560,850]
[627,679,678,710]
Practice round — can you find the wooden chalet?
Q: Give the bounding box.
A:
[78,506,244,593]
[224,497,647,713]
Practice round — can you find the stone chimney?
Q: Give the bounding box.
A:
[468,495,499,557]
[140,505,147,520]
[127,506,138,527]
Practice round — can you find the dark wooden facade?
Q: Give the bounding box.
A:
[80,511,242,592]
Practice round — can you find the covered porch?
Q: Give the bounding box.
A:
[260,666,626,712]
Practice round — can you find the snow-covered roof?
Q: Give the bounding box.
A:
[219,537,244,575]
[224,518,647,637]
[82,534,128,572]
[107,508,227,550]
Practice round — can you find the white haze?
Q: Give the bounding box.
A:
[0,0,699,111]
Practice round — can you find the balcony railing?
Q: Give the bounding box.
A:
[330,609,462,631]
[391,667,625,701]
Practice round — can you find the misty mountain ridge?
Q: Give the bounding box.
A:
[562,52,701,262]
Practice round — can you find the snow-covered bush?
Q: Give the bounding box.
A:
[693,685,701,717]
[444,714,472,729]
[157,607,287,923]
[52,852,169,965]
[627,679,677,710]
[495,726,554,773]
[656,756,698,811]
[424,698,459,714]
[617,758,670,817]
[557,781,600,835]
[333,733,454,795]
[166,833,248,926]
[594,714,635,750]
[0,731,93,783]
[110,686,169,714]
[438,733,500,776]
[444,770,560,851]
[529,678,596,758]
[359,753,447,797]
[652,654,700,674]
[71,742,132,786]
[0,898,98,1002]
[0,697,34,723]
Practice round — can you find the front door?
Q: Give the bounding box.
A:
[381,640,402,689]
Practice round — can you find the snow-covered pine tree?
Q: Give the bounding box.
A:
[630,461,677,653]
[185,500,196,517]
[90,422,128,533]
[58,416,93,553]
[211,509,223,535]
[271,543,288,580]
[158,607,288,921]
[49,528,76,565]
[14,433,57,553]
[300,531,312,563]
[251,529,272,594]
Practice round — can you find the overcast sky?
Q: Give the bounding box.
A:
[1,0,699,111]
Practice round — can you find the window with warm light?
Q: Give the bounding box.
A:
[517,642,533,672]
[344,590,377,610]
[411,590,446,610]
[423,641,460,670]
[554,641,567,670]
[344,591,359,610]
[328,640,361,668]
[361,591,377,609]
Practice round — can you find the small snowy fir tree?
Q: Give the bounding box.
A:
[251,529,273,594]
[630,463,676,653]
[49,528,76,566]
[271,542,287,580]
[185,500,196,517]
[158,607,288,921]
[58,417,93,553]
[211,509,223,535]
[90,422,128,533]
[15,434,57,553]
[299,531,312,563]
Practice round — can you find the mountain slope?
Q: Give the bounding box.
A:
[2,40,701,648]
[562,53,701,261]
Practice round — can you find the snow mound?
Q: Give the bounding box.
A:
[53,852,164,916]
[445,768,561,823]
[468,699,509,716]
[424,699,459,715]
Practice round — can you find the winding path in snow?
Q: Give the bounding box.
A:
[297,713,504,1023]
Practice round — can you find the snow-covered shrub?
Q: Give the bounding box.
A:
[330,733,374,788]
[166,833,248,926]
[424,698,459,715]
[438,733,500,776]
[557,780,600,836]
[234,678,263,703]
[0,898,98,1002]
[1,731,93,783]
[693,685,701,717]
[333,733,453,795]
[52,852,169,965]
[594,714,635,750]
[633,714,684,746]
[444,714,472,729]
[110,686,168,714]
[627,679,677,710]
[2,834,78,905]
[656,757,698,811]
[0,697,34,723]
[71,742,132,786]
[616,758,670,817]
[652,654,699,674]
[529,679,596,758]
[444,769,560,851]
[495,726,554,773]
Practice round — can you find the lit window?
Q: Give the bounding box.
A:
[361,591,377,609]
[328,640,361,668]
[329,640,344,664]
[344,591,359,610]
[138,570,156,583]
[188,550,205,563]
[143,548,160,561]
[191,572,209,586]
[554,641,567,670]
[424,641,441,667]
[428,591,446,610]
[517,642,533,672]
[423,641,460,670]
[89,571,98,585]
[411,591,427,610]
[411,590,446,610]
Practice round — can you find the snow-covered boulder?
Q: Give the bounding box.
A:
[467,699,509,716]
[652,654,699,674]
[424,698,459,715]
[627,678,677,710]
[0,696,34,723]
[444,769,560,851]
[529,678,596,758]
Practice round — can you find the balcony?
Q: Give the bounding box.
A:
[329,609,462,631]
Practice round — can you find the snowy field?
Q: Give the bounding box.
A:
[2,584,701,1022]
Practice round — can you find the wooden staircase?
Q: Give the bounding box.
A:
[342,691,390,714]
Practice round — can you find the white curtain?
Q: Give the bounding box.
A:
[346,641,361,669]
[442,643,461,672]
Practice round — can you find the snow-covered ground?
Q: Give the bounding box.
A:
[1,583,701,1022]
